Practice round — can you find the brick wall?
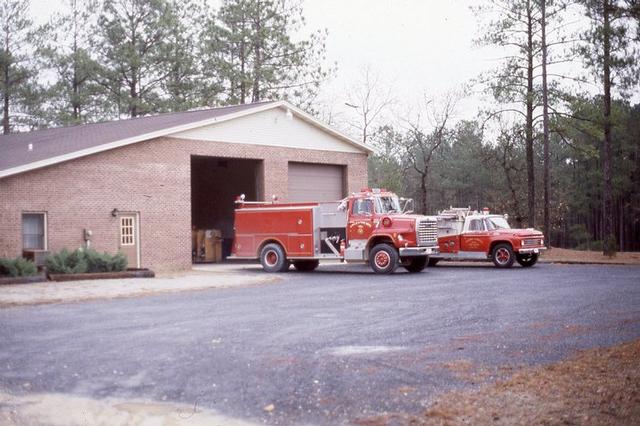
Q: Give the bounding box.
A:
[0,136,368,272]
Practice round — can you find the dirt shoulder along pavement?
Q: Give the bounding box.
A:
[394,339,640,425]
[0,391,257,426]
[540,247,640,265]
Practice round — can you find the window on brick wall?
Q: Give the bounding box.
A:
[120,216,135,246]
[22,213,47,250]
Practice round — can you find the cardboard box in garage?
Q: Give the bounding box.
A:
[204,229,222,263]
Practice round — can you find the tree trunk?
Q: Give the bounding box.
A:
[3,67,9,135]
[525,1,536,228]
[3,29,10,135]
[541,0,551,243]
[420,172,428,215]
[130,74,138,118]
[72,34,80,121]
[251,13,262,103]
[239,40,246,104]
[602,0,616,255]
[72,1,80,122]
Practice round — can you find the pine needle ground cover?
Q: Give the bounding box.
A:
[410,340,640,425]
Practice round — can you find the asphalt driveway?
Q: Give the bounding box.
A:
[1,263,639,424]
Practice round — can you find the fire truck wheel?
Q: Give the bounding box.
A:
[293,260,320,272]
[516,253,539,267]
[427,258,440,267]
[492,243,515,268]
[404,256,427,273]
[260,243,290,272]
[369,244,399,274]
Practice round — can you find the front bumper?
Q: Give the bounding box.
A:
[517,247,547,254]
[399,246,439,257]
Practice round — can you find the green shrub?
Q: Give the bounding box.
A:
[575,240,604,252]
[110,252,128,272]
[45,249,88,274]
[45,248,127,274]
[0,257,37,277]
[0,258,18,277]
[85,249,127,272]
[14,257,37,276]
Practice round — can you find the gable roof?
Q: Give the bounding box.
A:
[0,100,371,179]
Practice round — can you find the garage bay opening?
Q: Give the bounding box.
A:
[191,156,263,263]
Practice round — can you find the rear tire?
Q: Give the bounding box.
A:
[427,258,440,267]
[369,244,399,274]
[492,243,515,268]
[403,257,427,273]
[516,253,538,267]
[292,260,319,272]
[260,243,289,272]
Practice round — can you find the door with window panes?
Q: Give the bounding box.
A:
[118,213,139,268]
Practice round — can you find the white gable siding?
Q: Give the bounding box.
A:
[169,108,363,154]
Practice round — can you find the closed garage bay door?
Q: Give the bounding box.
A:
[288,162,345,202]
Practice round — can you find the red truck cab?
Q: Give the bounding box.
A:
[429,208,546,268]
[230,189,439,274]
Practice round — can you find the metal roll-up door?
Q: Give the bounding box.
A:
[288,162,345,202]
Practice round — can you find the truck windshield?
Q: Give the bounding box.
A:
[486,217,511,230]
[375,196,401,214]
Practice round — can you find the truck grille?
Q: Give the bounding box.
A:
[523,238,543,247]
[417,219,438,246]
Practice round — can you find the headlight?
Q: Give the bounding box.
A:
[397,234,404,242]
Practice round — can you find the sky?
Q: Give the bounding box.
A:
[26,0,533,138]
[301,0,493,121]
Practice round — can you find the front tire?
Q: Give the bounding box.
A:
[492,243,515,268]
[516,253,538,267]
[369,244,399,274]
[292,260,319,272]
[403,256,427,273]
[260,243,290,272]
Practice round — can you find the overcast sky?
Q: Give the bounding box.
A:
[27,0,521,135]
[302,0,493,120]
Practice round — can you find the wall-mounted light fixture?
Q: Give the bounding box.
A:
[111,208,119,217]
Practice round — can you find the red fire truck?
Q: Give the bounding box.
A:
[428,207,546,268]
[230,189,439,274]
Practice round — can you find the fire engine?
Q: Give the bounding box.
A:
[428,207,546,268]
[229,189,439,274]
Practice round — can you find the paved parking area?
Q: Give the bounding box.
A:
[1,263,639,425]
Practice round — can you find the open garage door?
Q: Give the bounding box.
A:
[288,162,345,202]
[191,156,263,260]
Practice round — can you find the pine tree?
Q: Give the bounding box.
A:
[41,0,103,125]
[159,0,204,111]
[207,0,331,106]
[476,0,540,227]
[94,0,177,118]
[0,0,43,133]
[577,0,638,255]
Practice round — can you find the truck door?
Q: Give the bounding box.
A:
[347,198,375,245]
[460,218,489,252]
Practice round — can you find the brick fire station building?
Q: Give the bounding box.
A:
[0,101,370,272]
